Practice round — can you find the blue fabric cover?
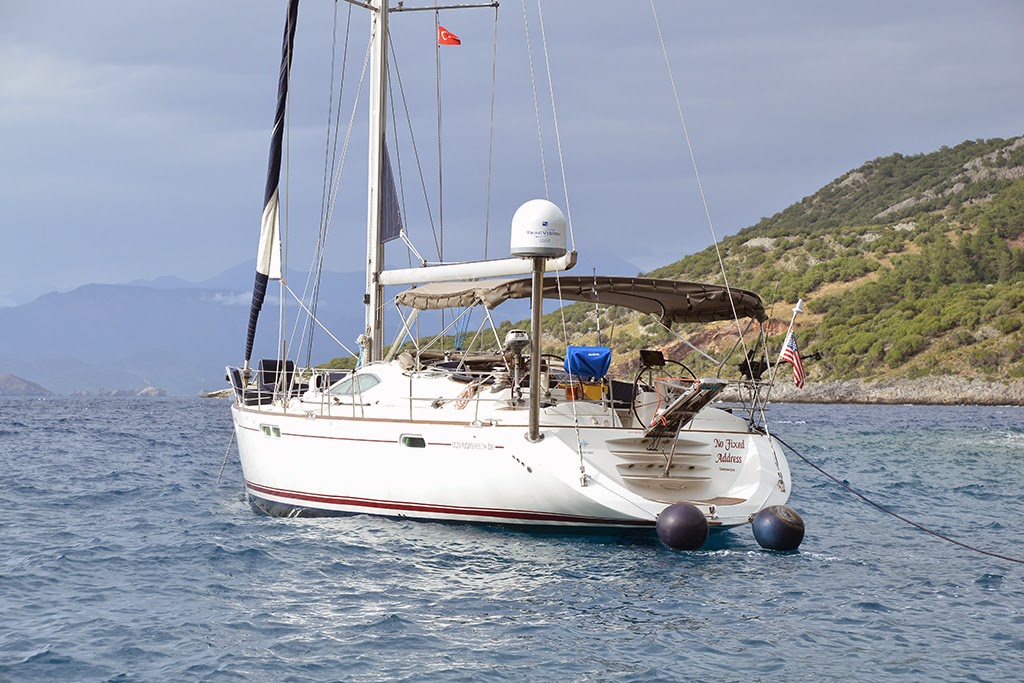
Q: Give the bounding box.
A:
[564,346,612,379]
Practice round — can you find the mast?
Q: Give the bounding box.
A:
[364,0,389,363]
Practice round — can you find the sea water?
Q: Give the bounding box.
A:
[1,398,1022,682]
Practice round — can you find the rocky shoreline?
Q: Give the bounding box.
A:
[763,377,1024,406]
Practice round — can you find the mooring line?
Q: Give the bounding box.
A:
[775,435,1024,566]
[217,430,237,484]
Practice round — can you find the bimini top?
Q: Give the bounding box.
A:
[394,275,767,324]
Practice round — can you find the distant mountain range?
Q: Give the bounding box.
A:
[9,135,1019,396]
[0,373,53,396]
[0,265,364,396]
[0,247,639,396]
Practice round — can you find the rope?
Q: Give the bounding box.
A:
[775,434,1024,566]
[584,472,659,521]
[520,0,549,198]
[217,430,237,484]
[454,380,482,409]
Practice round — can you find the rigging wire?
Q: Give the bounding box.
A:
[434,10,445,263]
[305,0,354,366]
[384,40,422,275]
[322,39,373,259]
[434,10,446,351]
[520,0,549,199]
[553,273,588,486]
[388,38,441,260]
[279,38,291,375]
[649,1,749,356]
[386,65,411,270]
[534,0,576,251]
[291,16,367,367]
[648,314,720,365]
[648,1,784,466]
[288,35,374,363]
[775,434,1024,566]
[483,5,499,259]
[286,284,358,357]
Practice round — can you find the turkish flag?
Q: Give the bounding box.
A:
[438,26,461,46]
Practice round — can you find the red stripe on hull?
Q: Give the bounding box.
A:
[245,480,654,527]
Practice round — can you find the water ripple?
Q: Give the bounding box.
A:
[1,399,1022,681]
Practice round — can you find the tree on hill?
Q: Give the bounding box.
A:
[324,136,1024,384]
[553,136,1024,382]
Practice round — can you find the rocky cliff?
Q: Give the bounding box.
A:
[0,374,54,396]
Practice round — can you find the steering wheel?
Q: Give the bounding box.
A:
[663,359,697,382]
[630,357,696,425]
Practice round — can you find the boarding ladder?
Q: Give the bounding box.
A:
[644,378,727,440]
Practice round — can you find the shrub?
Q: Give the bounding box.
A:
[885,334,928,367]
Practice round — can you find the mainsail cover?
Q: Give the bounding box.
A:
[244,0,299,366]
[381,144,403,243]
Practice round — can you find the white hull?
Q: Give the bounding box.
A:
[230,0,798,541]
[231,361,791,532]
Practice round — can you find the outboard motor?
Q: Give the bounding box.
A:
[504,329,529,403]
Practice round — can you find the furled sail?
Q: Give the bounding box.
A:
[381,144,402,243]
[244,0,300,366]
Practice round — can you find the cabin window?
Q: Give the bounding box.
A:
[260,424,281,438]
[401,435,426,448]
[329,373,381,397]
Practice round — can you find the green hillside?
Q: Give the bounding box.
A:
[617,135,1024,382]
[331,135,1024,387]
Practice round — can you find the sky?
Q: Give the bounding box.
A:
[2,1,1023,307]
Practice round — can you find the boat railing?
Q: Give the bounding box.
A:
[225,364,351,410]
[229,362,776,428]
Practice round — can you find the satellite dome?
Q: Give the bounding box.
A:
[510,199,567,259]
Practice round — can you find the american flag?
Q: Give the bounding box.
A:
[779,331,806,388]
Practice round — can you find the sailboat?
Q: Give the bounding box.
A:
[226,0,801,550]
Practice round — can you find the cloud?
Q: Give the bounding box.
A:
[206,292,252,307]
[1,0,1022,306]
